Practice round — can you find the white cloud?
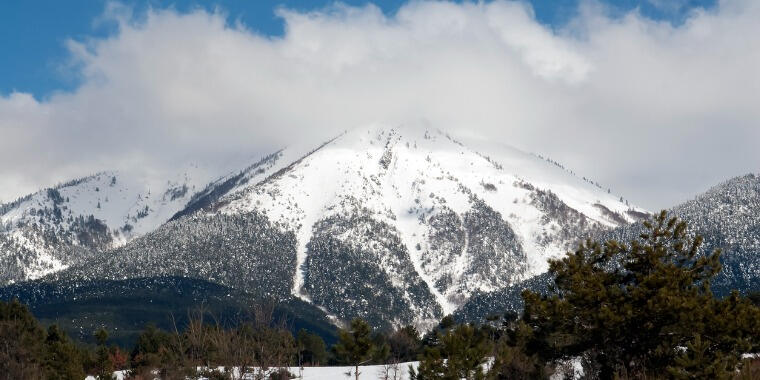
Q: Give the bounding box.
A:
[0,0,758,210]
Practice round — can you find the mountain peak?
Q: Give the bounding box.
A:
[195,125,647,321]
[1,126,648,328]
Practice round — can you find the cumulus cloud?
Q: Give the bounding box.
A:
[0,0,758,209]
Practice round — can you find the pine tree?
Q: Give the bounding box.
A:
[413,324,489,380]
[95,328,108,346]
[387,325,422,362]
[93,328,113,379]
[43,325,85,380]
[521,211,760,378]
[296,329,327,366]
[487,318,547,380]
[0,300,88,379]
[0,299,46,379]
[333,318,376,380]
[667,334,732,379]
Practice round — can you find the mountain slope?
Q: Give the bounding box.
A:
[456,173,760,322]
[0,276,338,347]
[602,173,760,296]
[50,211,298,300]
[0,150,309,286]
[8,125,646,329]
[0,167,219,283]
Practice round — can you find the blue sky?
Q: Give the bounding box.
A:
[1,0,715,99]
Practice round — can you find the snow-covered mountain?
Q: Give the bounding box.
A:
[0,165,218,283]
[214,126,643,315]
[1,125,648,329]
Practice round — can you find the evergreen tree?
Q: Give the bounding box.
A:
[0,300,88,379]
[521,211,760,378]
[387,325,422,362]
[0,299,46,379]
[413,324,489,380]
[95,327,108,346]
[667,334,732,379]
[130,323,175,370]
[296,329,328,366]
[94,328,114,379]
[487,318,548,380]
[333,318,376,380]
[43,325,85,380]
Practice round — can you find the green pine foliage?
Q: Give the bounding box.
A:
[0,299,87,380]
[667,334,732,379]
[297,329,328,366]
[487,317,550,379]
[333,318,376,365]
[387,325,422,362]
[521,211,760,378]
[333,318,378,378]
[129,324,177,371]
[0,299,47,379]
[41,325,86,380]
[93,328,114,380]
[413,324,490,380]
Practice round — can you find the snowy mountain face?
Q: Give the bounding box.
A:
[159,126,640,328]
[600,173,760,295]
[2,125,647,329]
[53,211,298,300]
[217,126,640,308]
[456,173,760,323]
[0,167,215,284]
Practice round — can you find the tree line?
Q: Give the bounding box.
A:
[2,211,760,379]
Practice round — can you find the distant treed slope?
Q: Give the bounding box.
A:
[601,174,760,295]
[0,276,338,347]
[304,200,443,329]
[418,198,528,307]
[675,174,760,294]
[0,150,307,286]
[0,214,100,285]
[49,211,298,299]
[457,173,760,323]
[0,169,216,283]
[0,233,41,284]
[454,273,552,323]
[169,151,285,221]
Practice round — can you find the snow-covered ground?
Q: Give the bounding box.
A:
[83,359,584,379]
[85,362,420,380]
[281,362,418,380]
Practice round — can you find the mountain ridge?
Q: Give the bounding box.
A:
[1,125,648,329]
